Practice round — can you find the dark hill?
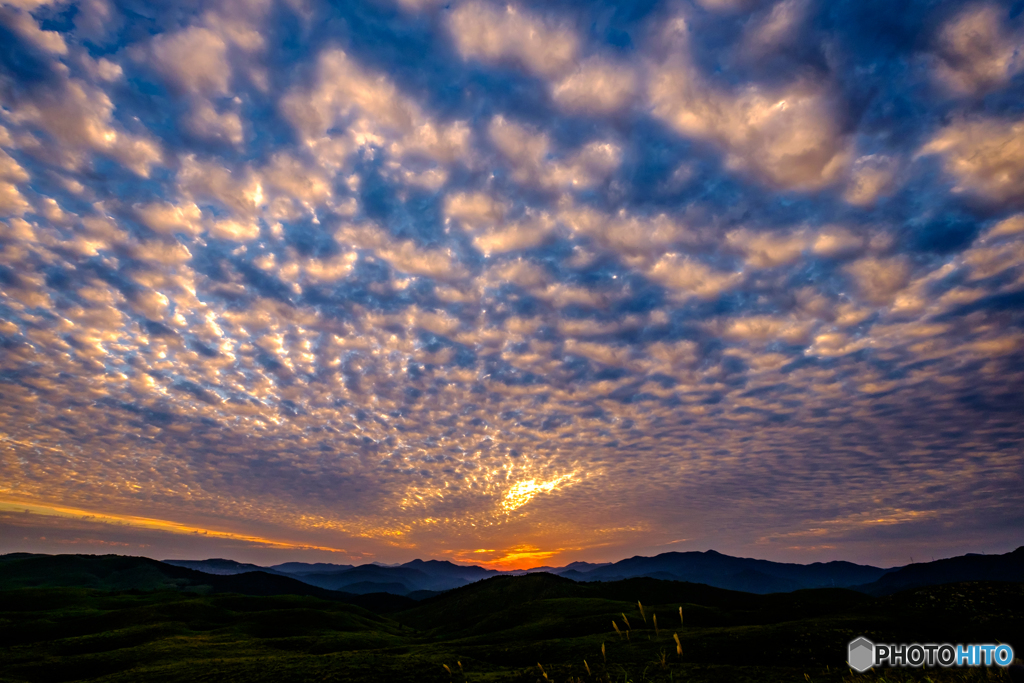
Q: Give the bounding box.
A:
[293,564,451,592]
[269,561,354,575]
[398,572,587,633]
[853,546,1024,595]
[401,558,498,582]
[572,549,888,592]
[164,558,282,575]
[0,554,415,612]
[395,572,878,642]
[336,580,413,595]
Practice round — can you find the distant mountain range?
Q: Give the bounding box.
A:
[159,546,1024,597]
[163,556,501,596]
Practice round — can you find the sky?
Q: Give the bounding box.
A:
[0,0,1022,571]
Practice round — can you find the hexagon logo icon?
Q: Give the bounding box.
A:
[848,637,875,672]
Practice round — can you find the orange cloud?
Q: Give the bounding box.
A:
[0,498,348,554]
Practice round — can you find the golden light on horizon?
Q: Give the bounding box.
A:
[0,498,349,555]
[454,544,563,570]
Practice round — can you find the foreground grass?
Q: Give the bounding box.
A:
[1,580,1020,683]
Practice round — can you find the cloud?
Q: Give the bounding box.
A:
[489,116,621,190]
[4,78,162,176]
[844,155,898,207]
[649,47,850,190]
[989,214,1024,238]
[560,204,692,257]
[137,3,271,150]
[73,0,121,44]
[446,192,553,255]
[919,115,1024,205]
[447,1,579,78]
[931,4,1023,96]
[261,153,332,208]
[810,226,864,258]
[447,4,636,116]
[280,48,471,183]
[695,0,764,12]
[0,148,31,217]
[134,201,203,236]
[334,223,467,279]
[726,228,806,268]
[721,315,813,345]
[0,6,67,55]
[551,57,638,114]
[845,256,910,305]
[647,253,742,299]
[148,27,232,96]
[743,0,807,55]
[186,100,244,146]
[177,155,263,217]
[210,218,261,241]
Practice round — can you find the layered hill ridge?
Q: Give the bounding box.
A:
[554,549,890,592]
[3,546,1020,600]
[164,546,1024,596]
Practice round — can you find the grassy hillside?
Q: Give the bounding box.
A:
[0,556,1020,682]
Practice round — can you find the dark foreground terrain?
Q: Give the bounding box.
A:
[0,555,1021,683]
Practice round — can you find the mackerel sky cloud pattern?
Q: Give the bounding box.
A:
[0,0,1022,569]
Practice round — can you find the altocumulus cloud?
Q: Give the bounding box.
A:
[0,0,1022,568]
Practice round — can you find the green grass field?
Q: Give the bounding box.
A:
[1,561,1020,683]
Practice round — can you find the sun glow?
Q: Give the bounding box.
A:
[500,473,576,513]
[451,544,564,570]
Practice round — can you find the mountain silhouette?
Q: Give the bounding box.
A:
[155,547,1023,595]
[6,546,1019,600]
[852,546,1024,595]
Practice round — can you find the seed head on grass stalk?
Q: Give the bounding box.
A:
[585,660,591,676]
[613,621,623,640]
[638,601,646,624]
[673,633,682,656]
[621,614,631,630]
[602,642,606,663]
[679,607,683,626]
[653,613,659,637]
[537,662,548,680]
